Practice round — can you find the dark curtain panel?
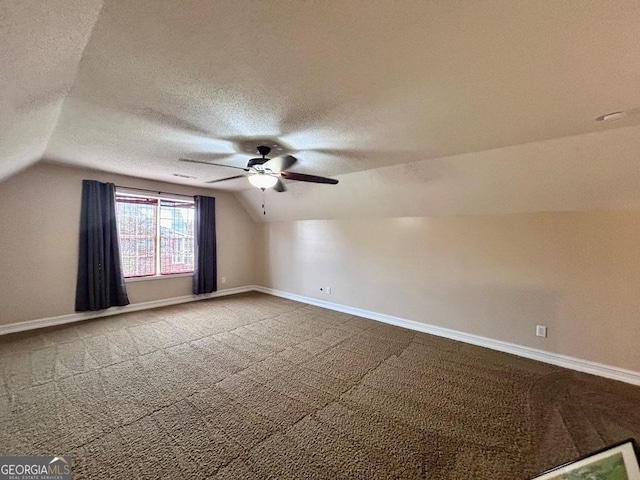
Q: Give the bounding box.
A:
[193,195,217,294]
[75,180,129,311]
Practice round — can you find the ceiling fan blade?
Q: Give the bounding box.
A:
[273,178,287,192]
[179,158,249,171]
[205,174,246,184]
[262,155,297,173]
[281,171,339,184]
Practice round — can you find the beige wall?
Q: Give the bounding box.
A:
[0,162,259,325]
[261,213,640,371]
[4,161,640,373]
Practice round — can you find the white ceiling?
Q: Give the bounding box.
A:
[0,0,102,179]
[2,0,640,220]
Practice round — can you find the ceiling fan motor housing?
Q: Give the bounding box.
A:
[248,158,268,169]
[248,146,272,169]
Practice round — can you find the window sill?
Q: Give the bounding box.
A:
[125,272,194,283]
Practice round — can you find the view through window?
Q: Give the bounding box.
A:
[115,192,195,278]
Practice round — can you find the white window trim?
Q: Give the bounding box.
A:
[116,187,196,280]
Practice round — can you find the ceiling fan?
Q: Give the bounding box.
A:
[179,146,339,192]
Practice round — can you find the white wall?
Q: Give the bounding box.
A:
[260,213,640,372]
[0,162,259,325]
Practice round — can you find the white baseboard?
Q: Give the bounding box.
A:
[254,286,640,387]
[4,284,640,386]
[0,286,254,336]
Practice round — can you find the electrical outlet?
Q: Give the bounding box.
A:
[536,325,547,338]
[326,286,332,294]
[221,277,226,284]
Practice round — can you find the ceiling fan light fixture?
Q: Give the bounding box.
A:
[180,146,337,191]
[248,173,278,189]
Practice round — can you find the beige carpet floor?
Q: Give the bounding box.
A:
[1,292,640,479]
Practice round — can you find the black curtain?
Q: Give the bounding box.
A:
[75,180,129,311]
[193,195,217,294]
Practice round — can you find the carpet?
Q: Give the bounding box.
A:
[1,292,640,479]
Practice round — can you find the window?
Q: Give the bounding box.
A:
[115,191,195,278]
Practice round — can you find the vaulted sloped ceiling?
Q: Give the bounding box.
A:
[237,124,640,221]
[2,1,640,220]
[0,0,103,180]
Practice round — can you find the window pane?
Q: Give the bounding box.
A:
[159,200,194,274]
[115,196,157,277]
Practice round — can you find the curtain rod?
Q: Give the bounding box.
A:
[114,185,196,198]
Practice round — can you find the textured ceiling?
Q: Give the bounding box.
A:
[3,1,640,220]
[237,123,640,221]
[0,0,102,180]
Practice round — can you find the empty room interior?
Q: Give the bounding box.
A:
[2,1,640,478]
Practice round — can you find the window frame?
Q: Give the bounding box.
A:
[115,187,195,281]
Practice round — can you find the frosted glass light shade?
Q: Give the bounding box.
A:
[248,173,278,189]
